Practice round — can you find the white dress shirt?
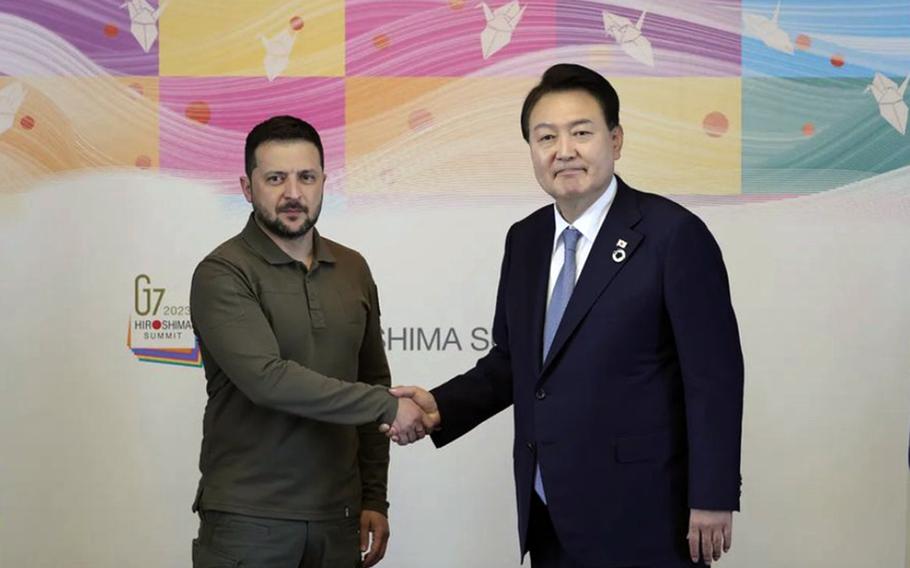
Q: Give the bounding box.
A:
[547,176,618,309]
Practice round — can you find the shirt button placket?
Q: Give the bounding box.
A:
[304,268,327,329]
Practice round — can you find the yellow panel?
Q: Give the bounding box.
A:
[159,0,344,77]
[346,77,454,158]
[611,78,742,195]
[345,76,740,197]
[345,77,541,196]
[0,77,160,193]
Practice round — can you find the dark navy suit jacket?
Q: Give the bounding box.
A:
[431,177,744,566]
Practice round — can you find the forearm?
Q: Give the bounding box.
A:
[192,260,398,426]
[430,343,513,447]
[232,355,398,425]
[357,423,391,515]
[356,300,393,512]
[664,214,745,509]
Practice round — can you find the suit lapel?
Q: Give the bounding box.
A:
[522,211,554,374]
[540,179,643,378]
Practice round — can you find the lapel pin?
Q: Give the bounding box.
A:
[612,238,628,263]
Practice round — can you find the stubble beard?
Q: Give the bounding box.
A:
[254,200,322,240]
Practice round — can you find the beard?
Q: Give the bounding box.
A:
[254,199,322,239]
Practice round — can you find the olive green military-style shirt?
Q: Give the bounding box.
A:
[190,214,398,521]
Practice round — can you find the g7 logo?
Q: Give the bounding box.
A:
[134,274,165,316]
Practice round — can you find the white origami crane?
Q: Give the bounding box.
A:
[865,72,909,135]
[120,0,166,53]
[479,1,526,60]
[602,10,654,67]
[261,29,296,81]
[742,1,793,54]
[0,82,26,135]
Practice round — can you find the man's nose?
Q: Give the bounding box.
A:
[284,177,304,199]
[555,136,576,160]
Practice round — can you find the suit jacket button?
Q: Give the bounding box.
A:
[526,442,535,451]
[535,389,546,400]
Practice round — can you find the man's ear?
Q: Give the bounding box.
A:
[240,176,253,203]
[612,125,624,160]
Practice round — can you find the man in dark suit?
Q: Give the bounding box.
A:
[384,64,744,568]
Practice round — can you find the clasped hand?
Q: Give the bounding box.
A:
[379,386,440,445]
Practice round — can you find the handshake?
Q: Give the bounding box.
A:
[379,386,441,446]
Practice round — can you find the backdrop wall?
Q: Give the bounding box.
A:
[1,1,908,566]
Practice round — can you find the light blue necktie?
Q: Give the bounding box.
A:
[535,227,581,504]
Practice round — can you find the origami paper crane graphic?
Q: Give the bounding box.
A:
[865,72,909,135]
[120,0,165,53]
[479,1,526,60]
[602,10,654,67]
[742,1,793,54]
[0,82,26,135]
[262,29,296,81]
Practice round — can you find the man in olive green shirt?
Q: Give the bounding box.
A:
[189,115,431,568]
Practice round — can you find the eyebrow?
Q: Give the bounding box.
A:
[262,169,319,176]
[533,119,595,132]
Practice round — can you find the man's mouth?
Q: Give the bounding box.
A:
[555,167,585,176]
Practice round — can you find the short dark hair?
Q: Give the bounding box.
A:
[244,115,325,179]
[520,64,621,142]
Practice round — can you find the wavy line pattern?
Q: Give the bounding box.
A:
[0,2,908,200]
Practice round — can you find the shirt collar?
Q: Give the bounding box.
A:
[552,175,617,249]
[240,213,336,266]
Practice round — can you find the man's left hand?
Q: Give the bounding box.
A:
[687,509,732,564]
[360,510,389,567]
